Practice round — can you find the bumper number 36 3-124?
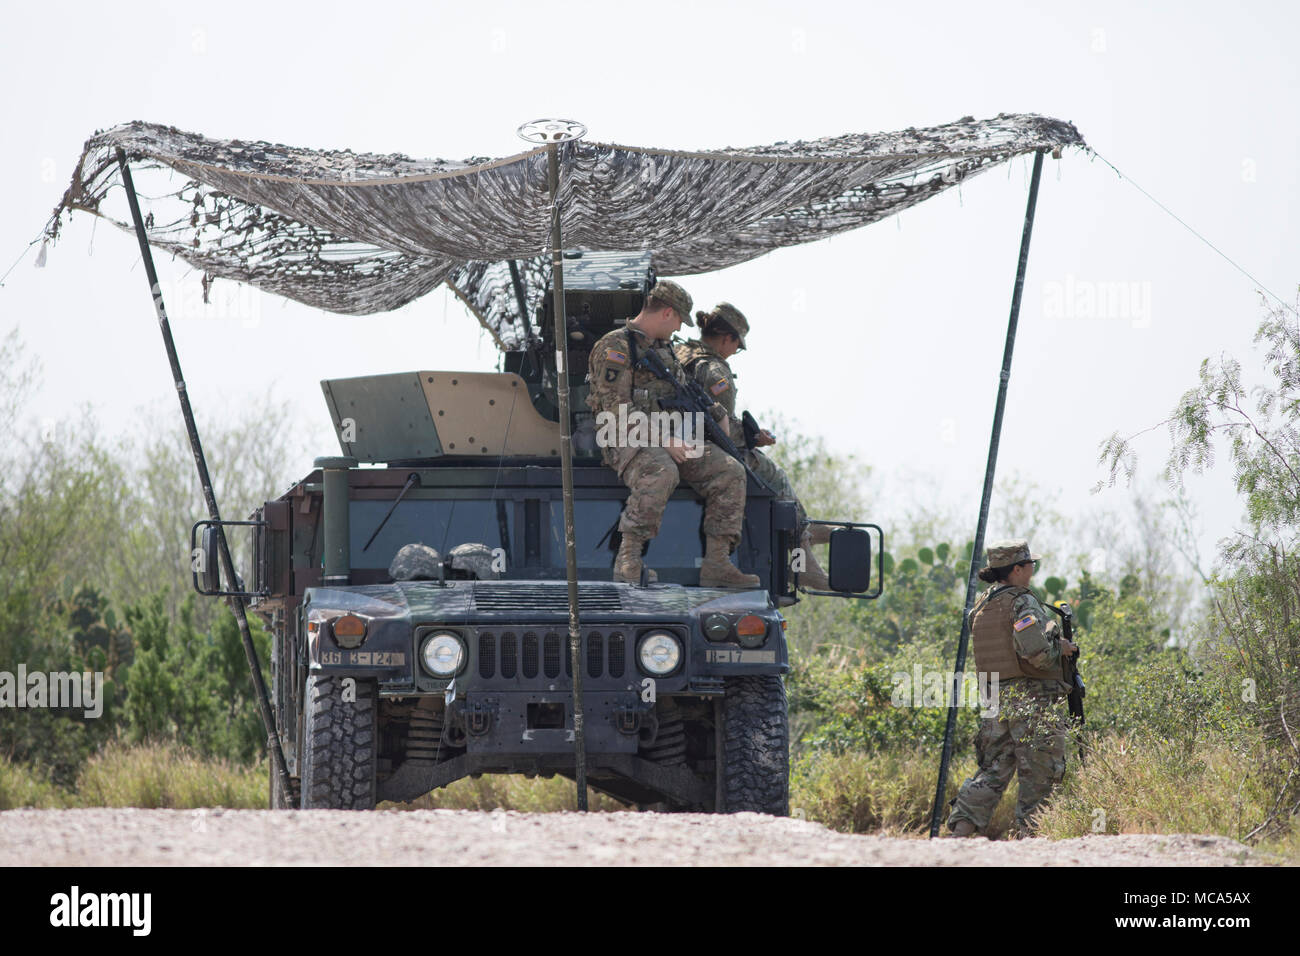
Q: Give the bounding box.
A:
[320,651,407,667]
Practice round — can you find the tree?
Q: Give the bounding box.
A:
[1100,296,1300,832]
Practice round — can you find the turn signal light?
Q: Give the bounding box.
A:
[736,615,768,649]
[332,614,367,649]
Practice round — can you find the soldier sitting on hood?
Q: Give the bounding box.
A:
[675,303,831,591]
[586,280,760,589]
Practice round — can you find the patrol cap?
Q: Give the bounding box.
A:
[696,302,749,349]
[985,539,1041,569]
[648,279,694,326]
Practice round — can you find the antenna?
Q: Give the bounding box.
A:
[517,117,590,810]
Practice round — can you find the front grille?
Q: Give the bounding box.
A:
[608,632,625,678]
[475,628,631,681]
[500,632,517,678]
[472,582,622,613]
[523,632,539,678]
[543,632,561,678]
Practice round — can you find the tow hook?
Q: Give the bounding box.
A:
[466,700,495,736]
[615,706,643,735]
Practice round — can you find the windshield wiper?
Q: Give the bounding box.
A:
[362,472,421,552]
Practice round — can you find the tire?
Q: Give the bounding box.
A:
[720,675,789,816]
[299,673,377,810]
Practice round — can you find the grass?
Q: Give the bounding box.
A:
[791,747,1015,838]
[3,736,1296,863]
[1033,734,1282,842]
[0,757,69,809]
[1,744,627,812]
[1,743,265,810]
[380,774,627,812]
[75,743,267,809]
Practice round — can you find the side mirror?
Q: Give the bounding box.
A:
[191,519,266,598]
[829,528,871,593]
[802,521,884,600]
[198,525,221,594]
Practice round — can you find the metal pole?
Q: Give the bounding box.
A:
[928,150,1045,837]
[547,143,588,810]
[115,149,294,807]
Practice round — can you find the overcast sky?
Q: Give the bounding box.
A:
[3,1,1297,576]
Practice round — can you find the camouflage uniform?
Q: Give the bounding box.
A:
[676,303,829,590]
[674,337,805,528]
[585,284,748,554]
[948,540,1071,837]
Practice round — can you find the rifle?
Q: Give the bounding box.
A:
[633,346,774,491]
[1045,599,1086,760]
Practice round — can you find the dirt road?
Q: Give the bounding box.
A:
[0,809,1266,866]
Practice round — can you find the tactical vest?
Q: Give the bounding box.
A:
[676,341,738,419]
[970,586,1064,682]
[605,328,680,417]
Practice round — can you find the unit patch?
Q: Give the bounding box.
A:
[605,368,622,382]
[1012,614,1036,632]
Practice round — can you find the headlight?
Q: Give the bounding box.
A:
[420,632,465,677]
[638,631,681,675]
[702,613,733,643]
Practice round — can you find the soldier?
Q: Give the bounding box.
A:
[586,280,760,589]
[675,303,831,590]
[947,540,1078,839]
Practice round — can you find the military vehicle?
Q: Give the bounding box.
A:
[196,250,881,813]
[50,113,1080,820]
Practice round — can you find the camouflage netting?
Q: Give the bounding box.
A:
[45,114,1084,349]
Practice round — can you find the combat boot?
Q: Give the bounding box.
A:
[796,530,830,590]
[614,533,657,584]
[699,537,761,589]
[947,819,978,838]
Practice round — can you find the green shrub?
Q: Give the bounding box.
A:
[74,742,265,809]
[0,757,69,809]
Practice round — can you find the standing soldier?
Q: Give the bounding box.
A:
[586,280,760,589]
[947,540,1078,838]
[675,303,831,590]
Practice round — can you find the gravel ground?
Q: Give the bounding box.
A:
[0,809,1267,866]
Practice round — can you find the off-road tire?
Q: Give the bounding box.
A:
[300,674,377,810]
[720,675,789,815]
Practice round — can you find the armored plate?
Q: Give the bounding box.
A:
[322,371,561,462]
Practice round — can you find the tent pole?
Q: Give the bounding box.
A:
[115,149,294,807]
[928,149,1046,838]
[546,143,588,811]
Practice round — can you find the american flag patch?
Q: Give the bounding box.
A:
[1013,614,1035,632]
[606,349,628,365]
[710,379,729,395]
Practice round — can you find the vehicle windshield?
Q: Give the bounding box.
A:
[350,499,514,568]
[349,495,707,579]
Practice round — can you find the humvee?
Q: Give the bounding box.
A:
[48,113,1078,827]
[197,250,881,813]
